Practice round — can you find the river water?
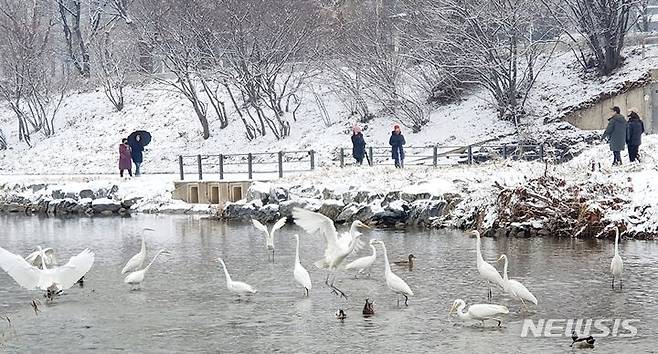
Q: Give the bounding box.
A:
[0,215,657,353]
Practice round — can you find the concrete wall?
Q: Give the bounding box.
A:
[564,84,655,133]
[172,181,252,207]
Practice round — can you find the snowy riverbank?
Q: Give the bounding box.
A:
[2,137,658,239]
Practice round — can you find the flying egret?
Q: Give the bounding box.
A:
[449,299,509,327]
[610,227,624,290]
[123,249,170,290]
[218,258,257,296]
[497,254,538,310]
[0,245,94,300]
[252,217,287,261]
[473,230,504,301]
[293,234,312,296]
[25,248,57,269]
[344,239,377,278]
[121,228,154,274]
[292,207,369,299]
[371,240,414,306]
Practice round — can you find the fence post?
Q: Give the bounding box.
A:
[467,145,473,165]
[309,150,315,170]
[278,151,284,178]
[248,153,253,180]
[178,155,184,180]
[340,148,345,168]
[539,143,545,162]
[502,144,508,159]
[219,154,224,180]
[433,146,438,167]
[368,146,374,166]
[197,154,203,180]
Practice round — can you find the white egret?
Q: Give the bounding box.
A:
[449,299,509,327]
[473,230,504,300]
[0,245,94,300]
[218,258,257,296]
[293,234,312,296]
[344,239,377,277]
[610,227,624,290]
[25,248,57,269]
[252,217,287,260]
[497,254,538,310]
[123,249,170,289]
[292,207,368,299]
[371,240,414,306]
[121,228,154,274]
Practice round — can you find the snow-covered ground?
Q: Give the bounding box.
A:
[2,45,657,175]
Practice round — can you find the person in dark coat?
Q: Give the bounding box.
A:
[626,107,645,163]
[351,125,366,165]
[119,138,132,177]
[389,124,405,168]
[602,106,627,166]
[129,135,145,176]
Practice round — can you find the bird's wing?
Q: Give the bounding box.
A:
[469,304,510,317]
[388,271,414,296]
[52,249,95,289]
[271,217,287,238]
[251,219,270,241]
[24,250,41,266]
[0,246,41,289]
[292,208,338,253]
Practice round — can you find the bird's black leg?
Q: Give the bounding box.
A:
[324,274,330,286]
[404,295,409,306]
[611,277,615,290]
[397,297,400,307]
[620,277,623,290]
[496,319,502,327]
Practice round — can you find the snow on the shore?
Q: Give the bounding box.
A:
[2,45,657,175]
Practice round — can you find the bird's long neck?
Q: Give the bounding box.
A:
[39,247,47,270]
[381,243,391,273]
[295,235,301,264]
[476,234,484,265]
[614,230,619,256]
[220,260,232,284]
[370,245,376,258]
[350,223,359,238]
[502,256,508,281]
[140,237,146,253]
[144,250,164,272]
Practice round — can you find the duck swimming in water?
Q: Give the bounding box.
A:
[335,309,347,320]
[570,331,595,348]
[362,299,375,317]
[393,254,416,270]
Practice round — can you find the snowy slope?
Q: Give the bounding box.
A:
[1,44,658,175]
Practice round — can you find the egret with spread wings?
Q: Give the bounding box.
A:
[292,207,369,299]
[252,217,287,261]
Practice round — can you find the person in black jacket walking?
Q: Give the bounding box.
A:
[389,124,405,168]
[602,106,627,166]
[626,107,645,163]
[351,125,366,165]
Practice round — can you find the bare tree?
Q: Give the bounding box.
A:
[0,128,6,150]
[406,0,557,125]
[542,0,633,75]
[95,23,137,111]
[0,0,68,146]
[219,0,322,140]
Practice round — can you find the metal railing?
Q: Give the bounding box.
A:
[178,150,315,180]
[339,144,545,167]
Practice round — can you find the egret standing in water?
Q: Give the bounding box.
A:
[293,234,312,296]
[121,228,154,274]
[252,217,287,261]
[449,299,509,327]
[472,230,504,301]
[344,239,377,278]
[123,249,170,290]
[0,246,94,300]
[497,254,537,310]
[218,258,257,296]
[292,207,368,299]
[610,227,624,290]
[371,240,413,306]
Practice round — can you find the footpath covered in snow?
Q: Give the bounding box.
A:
[4,136,657,240]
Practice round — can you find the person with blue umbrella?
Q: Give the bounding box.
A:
[128,130,151,176]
